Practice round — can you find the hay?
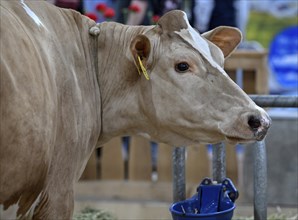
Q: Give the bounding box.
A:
[73,207,117,220]
[73,207,298,220]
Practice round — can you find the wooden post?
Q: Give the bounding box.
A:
[80,150,98,180]
[186,145,209,184]
[226,143,238,185]
[101,137,125,180]
[225,50,269,94]
[128,136,152,180]
[157,143,173,182]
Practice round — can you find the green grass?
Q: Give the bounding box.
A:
[246,12,298,48]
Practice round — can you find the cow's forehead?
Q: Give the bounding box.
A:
[174,14,227,76]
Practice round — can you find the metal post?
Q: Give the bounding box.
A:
[212,142,226,182]
[249,95,298,107]
[172,146,186,202]
[253,140,267,220]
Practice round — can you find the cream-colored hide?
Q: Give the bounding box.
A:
[0,1,270,219]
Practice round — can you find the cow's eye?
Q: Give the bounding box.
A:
[175,62,189,72]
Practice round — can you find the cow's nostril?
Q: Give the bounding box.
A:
[248,116,261,130]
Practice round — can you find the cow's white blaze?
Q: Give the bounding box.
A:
[183,14,211,59]
[175,14,228,76]
[20,0,46,29]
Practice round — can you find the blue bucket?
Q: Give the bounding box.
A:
[170,178,238,220]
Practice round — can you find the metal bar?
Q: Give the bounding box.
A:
[249,95,298,107]
[253,140,267,220]
[172,146,186,202]
[212,142,226,183]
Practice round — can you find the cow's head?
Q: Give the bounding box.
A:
[129,10,271,145]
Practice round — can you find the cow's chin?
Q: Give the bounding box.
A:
[224,135,256,145]
[223,127,267,144]
[156,133,227,146]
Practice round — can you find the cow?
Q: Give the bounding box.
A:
[0,0,271,219]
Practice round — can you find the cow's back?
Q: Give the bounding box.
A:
[0,1,101,217]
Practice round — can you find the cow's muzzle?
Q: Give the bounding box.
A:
[248,114,271,141]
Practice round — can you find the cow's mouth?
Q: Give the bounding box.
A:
[254,130,268,141]
[225,135,254,144]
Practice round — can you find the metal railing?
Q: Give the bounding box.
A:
[172,95,298,220]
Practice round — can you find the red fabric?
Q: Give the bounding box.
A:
[85,12,97,21]
[152,15,160,24]
[103,8,115,19]
[128,4,141,13]
[96,3,107,12]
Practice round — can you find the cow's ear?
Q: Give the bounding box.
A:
[202,26,242,58]
[130,34,151,79]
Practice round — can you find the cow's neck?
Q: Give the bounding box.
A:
[96,22,153,144]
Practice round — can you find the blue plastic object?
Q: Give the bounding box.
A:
[269,26,298,92]
[170,178,238,220]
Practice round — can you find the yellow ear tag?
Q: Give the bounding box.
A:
[137,56,150,80]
